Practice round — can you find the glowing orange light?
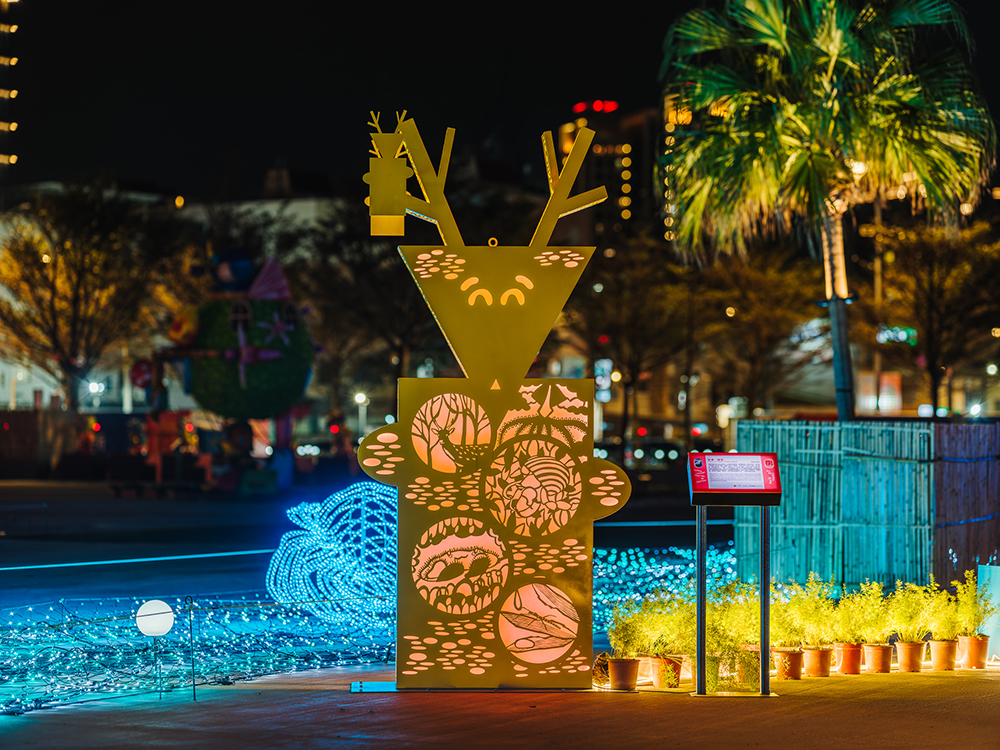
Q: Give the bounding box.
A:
[185,423,194,432]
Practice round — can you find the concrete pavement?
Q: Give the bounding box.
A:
[2,663,997,749]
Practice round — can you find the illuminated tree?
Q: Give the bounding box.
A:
[565,232,689,449]
[855,220,1000,410]
[297,203,446,381]
[0,183,185,410]
[661,0,995,420]
[700,245,827,414]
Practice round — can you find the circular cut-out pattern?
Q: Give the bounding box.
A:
[411,517,509,615]
[486,439,581,536]
[412,394,491,474]
[499,584,579,664]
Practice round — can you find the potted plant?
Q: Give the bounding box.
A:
[854,580,893,673]
[831,586,868,674]
[787,573,836,677]
[770,584,804,680]
[713,581,761,686]
[954,569,998,669]
[925,577,960,670]
[644,594,692,690]
[607,601,648,690]
[886,580,931,672]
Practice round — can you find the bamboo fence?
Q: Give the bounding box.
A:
[734,420,998,587]
[933,423,1000,584]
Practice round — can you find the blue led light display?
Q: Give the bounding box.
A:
[266,482,397,628]
[0,479,738,713]
[592,543,737,630]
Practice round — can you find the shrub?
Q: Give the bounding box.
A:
[886,581,931,643]
[954,569,998,637]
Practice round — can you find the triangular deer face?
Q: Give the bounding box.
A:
[400,245,593,387]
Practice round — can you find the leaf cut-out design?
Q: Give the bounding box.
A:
[506,635,575,653]
[532,584,579,623]
[500,610,577,640]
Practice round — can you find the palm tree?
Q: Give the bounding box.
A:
[660,0,995,420]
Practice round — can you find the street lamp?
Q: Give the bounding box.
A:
[354,392,369,436]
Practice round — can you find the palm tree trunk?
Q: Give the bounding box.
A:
[821,211,855,421]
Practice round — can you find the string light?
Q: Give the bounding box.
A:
[266,482,397,628]
[0,473,736,715]
[592,544,737,631]
[1,594,394,715]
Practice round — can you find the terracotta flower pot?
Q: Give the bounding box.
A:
[803,646,833,677]
[835,643,863,675]
[863,644,892,673]
[608,658,641,690]
[895,641,926,672]
[957,635,990,670]
[929,640,958,671]
[772,648,803,680]
[650,656,682,689]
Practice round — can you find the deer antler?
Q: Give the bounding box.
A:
[398,119,464,247]
[531,127,607,249]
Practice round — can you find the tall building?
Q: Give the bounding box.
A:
[557,101,659,242]
[0,0,18,174]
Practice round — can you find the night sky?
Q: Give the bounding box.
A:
[5,1,1000,201]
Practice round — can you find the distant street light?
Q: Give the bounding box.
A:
[354,392,369,436]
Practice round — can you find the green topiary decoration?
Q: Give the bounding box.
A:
[190,298,312,420]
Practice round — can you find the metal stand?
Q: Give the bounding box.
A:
[695,505,707,695]
[155,636,162,700]
[694,503,774,697]
[760,506,770,696]
[185,595,197,701]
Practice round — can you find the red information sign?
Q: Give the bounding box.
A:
[688,452,781,506]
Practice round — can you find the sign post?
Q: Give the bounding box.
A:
[689,452,781,697]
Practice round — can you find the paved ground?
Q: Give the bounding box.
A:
[2,663,998,749]
[4,480,996,749]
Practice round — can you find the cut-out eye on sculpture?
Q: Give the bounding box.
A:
[486,438,582,536]
[411,517,509,615]
[282,303,299,327]
[500,276,534,306]
[229,301,252,330]
[412,393,491,473]
[459,276,493,306]
[499,583,579,664]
